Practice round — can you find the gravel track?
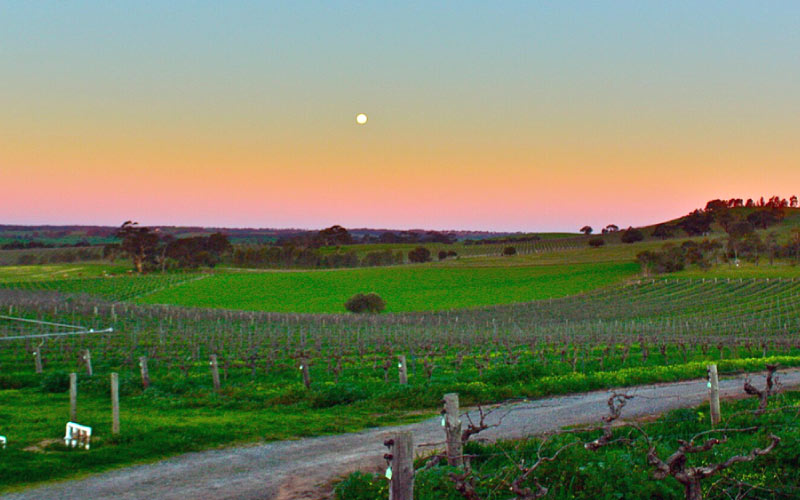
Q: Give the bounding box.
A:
[6,369,798,500]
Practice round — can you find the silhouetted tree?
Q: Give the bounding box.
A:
[580,225,593,235]
[116,221,160,273]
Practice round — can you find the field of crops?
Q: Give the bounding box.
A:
[135,261,637,313]
[3,275,800,490]
[0,274,205,302]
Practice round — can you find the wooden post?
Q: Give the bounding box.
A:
[111,372,120,435]
[69,372,77,422]
[398,355,408,385]
[707,364,720,427]
[390,431,414,500]
[33,346,43,374]
[82,349,93,376]
[138,356,150,389]
[210,354,221,392]
[300,359,312,389]
[111,372,119,434]
[443,393,463,467]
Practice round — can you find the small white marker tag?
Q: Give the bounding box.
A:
[707,381,712,389]
[299,365,303,370]
[441,416,446,427]
[385,466,392,480]
[398,363,403,368]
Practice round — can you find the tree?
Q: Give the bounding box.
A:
[621,227,644,244]
[652,224,674,240]
[747,209,781,230]
[679,210,713,236]
[438,250,448,261]
[791,195,798,208]
[503,246,517,256]
[316,225,353,246]
[602,224,619,234]
[580,225,593,235]
[116,221,160,273]
[408,246,431,263]
[588,237,605,248]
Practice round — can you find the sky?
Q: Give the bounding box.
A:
[1,1,799,232]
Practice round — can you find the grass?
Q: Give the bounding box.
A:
[335,389,800,499]
[136,261,639,313]
[0,384,425,492]
[0,263,130,283]
[2,353,798,492]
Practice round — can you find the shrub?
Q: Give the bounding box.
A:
[502,246,517,256]
[408,246,431,263]
[588,237,605,248]
[621,227,644,244]
[40,371,70,393]
[438,250,448,261]
[344,292,386,313]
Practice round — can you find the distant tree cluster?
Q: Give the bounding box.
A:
[465,235,540,245]
[1,240,93,250]
[112,222,231,273]
[637,240,722,275]
[280,226,456,247]
[232,245,406,269]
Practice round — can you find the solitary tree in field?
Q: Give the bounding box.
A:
[580,225,593,235]
[116,221,160,273]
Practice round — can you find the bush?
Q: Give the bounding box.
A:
[40,371,70,393]
[438,250,448,261]
[408,246,431,263]
[621,227,644,244]
[344,292,386,313]
[502,246,517,256]
[588,237,605,248]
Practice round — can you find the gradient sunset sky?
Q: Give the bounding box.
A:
[2,2,798,232]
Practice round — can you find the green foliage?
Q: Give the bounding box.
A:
[39,371,70,393]
[345,292,386,313]
[334,471,387,500]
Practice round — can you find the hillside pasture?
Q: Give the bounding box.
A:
[136,261,638,313]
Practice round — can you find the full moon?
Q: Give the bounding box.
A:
[355,113,368,125]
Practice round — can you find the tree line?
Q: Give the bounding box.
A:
[105,222,232,273]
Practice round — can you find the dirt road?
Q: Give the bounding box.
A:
[6,369,798,500]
